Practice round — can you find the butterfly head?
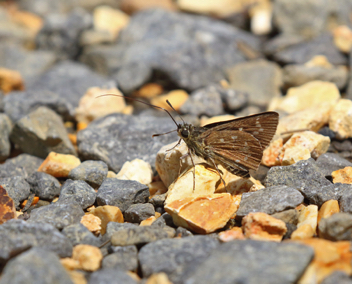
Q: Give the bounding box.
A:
[177,124,192,140]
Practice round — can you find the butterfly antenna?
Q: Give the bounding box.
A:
[166,100,186,124]
[97,94,179,127]
[152,129,177,137]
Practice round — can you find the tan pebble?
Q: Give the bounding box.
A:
[88,205,123,235]
[60,258,81,270]
[291,224,315,240]
[80,214,101,235]
[156,140,204,188]
[140,216,157,226]
[274,81,340,114]
[68,270,87,284]
[281,146,311,166]
[165,164,219,205]
[242,212,287,242]
[75,87,126,124]
[304,55,333,68]
[86,205,96,212]
[177,0,243,17]
[155,212,161,218]
[148,181,168,197]
[333,25,352,53]
[218,227,245,242]
[0,68,24,93]
[200,115,236,127]
[93,6,129,38]
[296,239,352,283]
[72,244,102,271]
[21,196,39,208]
[276,102,334,136]
[165,193,237,234]
[122,105,133,115]
[296,204,318,233]
[127,271,141,282]
[68,133,77,146]
[150,90,188,111]
[116,159,153,184]
[329,99,352,140]
[37,152,81,178]
[106,171,117,178]
[135,83,164,99]
[318,200,339,225]
[77,122,88,131]
[332,167,352,184]
[262,138,283,167]
[145,272,172,284]
[250,0,272,35]
[120,0,177,14]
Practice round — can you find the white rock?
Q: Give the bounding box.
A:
[116,159,153,185]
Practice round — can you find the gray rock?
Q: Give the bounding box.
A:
[264,159,332,203]
[226,59,282,107]
[0,219,72,262]
[0,153,43,178]
[77,113,178,173]
[28,200,85,230]
[321,271,352,284]
[220,89,248,112]
[81,9,261,92]
[345,49,352,100]
[180,85,224,116]
[0,247,73,284]
[96,178,150,212]
[103,245,138,271]
[175,227,194,238]
[283,223,297,240]
[282,63,348,90]
[340,192,352,214]
[318,213,352,241]
[36,8,92,60]
[62,223,100,247]
[0,113,12,161]
[0,176,31,209]
[4,61,110,122]
[0,42,56,85]
[10,106,76,158]
[236,185,304,217]
[26,172,61,200]
[149,193,166,208]
[151,212,175,228]
[271,209,299,225]
[124,203,155,223]
[318,126,336,140]
[271,34,347,65]
[0,91,4,112]
[308,183,352,207]
[103,222,138,242]
[184,240,314,284]
[59,179,96,209]
[316,153,352,177]
[111,226,175,247]
[263,33,306,57]
[89,268,138,284]
[68,160,108,188]
[273,0,329,38]
[139,236,219,284]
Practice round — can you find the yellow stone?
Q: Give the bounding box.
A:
[165,164,219,205]
[60,258,81,270]
[148,181,167,197]
[242,212,287,242]
[72,244,103,271]
[305,55,333,68]
[145,272,172,284]
[87,205,124,235]
[332,167,352,184]
[177,0,244,17]
[165,193,237,234]
[150,90,189,112]
[218,227,245,242]
[329,99,352,140]
[281,146,311,166]
[37,152,81,178]
[262,138,283,167]
[275,81,340,114]
[68,270,87,284]
[116,159,153,185]
[140,216,157,226]
[80,214,101,235]
[297,205,318,232]
[318,200,339,225]
[333,25,352,53]
[136,83,164,99]
[291,224,315,240]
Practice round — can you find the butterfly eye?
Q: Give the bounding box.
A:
[181,129,189,138]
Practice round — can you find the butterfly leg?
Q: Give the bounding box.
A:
[166,139,182,152]
[208,157,227,192]
[178,152,189,177]
[188,150,196,191]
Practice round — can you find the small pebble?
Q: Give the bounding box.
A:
[124,203,155,223]
[88,205,124,235]
[68,160,108,188]
[72,244,103,271]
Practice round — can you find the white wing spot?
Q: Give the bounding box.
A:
[220,138,225,143]
[235,159,240,163]
[232,136,237,140]
[253,131,259,135]
[239,128,243,131]
[259,128,264,132]
[244,142,248,146]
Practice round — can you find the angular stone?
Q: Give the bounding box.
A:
[124,203,155,223]
[264,159,332,203]
[59,179,96,209]
[37,152,81,178]
[87,205,124,235]
[62,223,101,247]
[103,245,138,271]
[310,183,352,208]
[68,160,108,188]
[0,247,73,284]
[0,176,31,209]
[28,200,85,230]
[111,226,175,247]
[218,227,245,242]
[80,214,101,235]
[139,236,219,284]
[272,209,299,225]
[10,106,76,158]
[96,178,149,212]
[165,193,237,234]
[262,138,283,167]
[332,167,352,184]
[0,154,43,178]
[242,212,287,242]
[296,205,318,234]
[116,159,153,185]
[316,153,352,177]
[291,224,315,240]
[318,200,340,224]
[236,185,304,217]
[321,271,352,284]
[103,222,138,241]
[0,219,72,262]
[0,113,12,161]
[329,99,352,140]
[26,171,61,200]
[184,240,314,284]
[150,89,189,112]
[319,213,352,241]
